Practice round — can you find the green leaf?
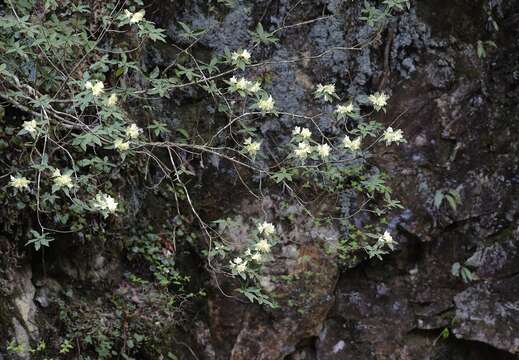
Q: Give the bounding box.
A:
[271,168,293,183]
[433,190,444,209]
[250,23,278,45]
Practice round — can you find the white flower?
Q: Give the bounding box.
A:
[235,261,247,273]
[316,143,331,158]
[382,127,405,145]
[52,169,73,189]
[85,80,104,96]
[93,193,118,214]
[257,221,275,236]
[342,135,362,151]
[244,248,252,256]
[229,76,238,85]
[294,142,312,159]
[336,103,356,119]
[251,252,262,262]
[230,257,247,273]
[106,93,118,107]
[231,49,251,62]
[369,92,389,111]
[316,83,335,95]
[9,175,30,189]
[257,95,275,112]
[125,124,142,139]
[125,9,145,24]
[336,103,354,115]
[315,83,336,102]
[114,139,130,152]
[235,77,250,91]
[249,82,261,93]
[255,239,272,253]
[22,120,38,136]
[243,137,261,157]
[300,128,312,139]
[292,127,312,139]
[378,230,396,250]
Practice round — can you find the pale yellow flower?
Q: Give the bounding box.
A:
[125,124,142,139]
[378,230,396,250]
[236,262,247,273]
[336,103,356,119]
[382,127,405,145]
[257,95,275,112]
[9,175,30,189]
[231,49,251,62]
[369,92,389,110]
[106,93,118,107]
[343,135,362,151]
[93,193,118,213]
[255,239,272,253]
[230,257,247,273]
[52,169,73,189]
[249,82,261,93]
[125,9,145,24]
[300,128,312,139]
[235,77,250,91]
[22,120,38,136]
[294,142,312,159]
[292,127,312,139]
[316,143,331,158]
[85,80,104,96]
[251,252,262,262]
[244,137,261,157]
[114,139,130,152]
[315,83,336,102]
[257,221,275,236]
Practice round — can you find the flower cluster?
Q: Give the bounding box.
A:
[228,221,276,277]
[294,141,312,160]
[125,124,142,139]
[243,137,262,158]
[124,9,145,24]
[369,92,389,111]
[92,192,118,217]
[365,230,398,259]
[314,83,337,102]
[231,49,251,63]
[227,74,276,115]
[377,230,396,250]
[114,139,130,152]
[316,143,331,158]
[292,127,312,140]
[382,127,405,145]
[9,175,30,190]
[336,102,358,120]
[343,135,362,151]
[228,76,261,95]
[22,120,38,137]
[230,49,251,69]
[105,93,118,107]
[256,95,275,113]
[85,80,104,96]
[52,169,74,190]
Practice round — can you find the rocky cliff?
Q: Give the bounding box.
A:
[1,0,518,359]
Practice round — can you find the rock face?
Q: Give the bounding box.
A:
[9,266,39,360]
[184,0,519,358]
[2,0,519,358]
